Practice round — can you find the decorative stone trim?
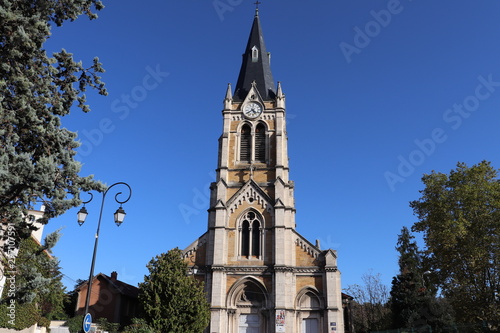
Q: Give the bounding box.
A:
[294,267,323,274]
[182,233,207,259]
[273,266,295,273]
[200,265,331,274]
[295,237,320,259]
[227,181,274,215]
[211,265,226,272]
[231,114,275,121]
[325,266,338,272]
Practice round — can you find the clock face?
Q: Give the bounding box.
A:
[243,102,263,118]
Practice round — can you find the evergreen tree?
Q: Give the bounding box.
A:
[138,248,210,333]
[410,161,500,324]
[390,227,433,329]
[122,318,157,333]
[63,279,85,318]
[0,0,107,241]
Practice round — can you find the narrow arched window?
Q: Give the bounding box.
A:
[240,124,251,163]
[252,220,260,257]
[240,211,262,259]
[241,220,250,257]
[255,123,266,162]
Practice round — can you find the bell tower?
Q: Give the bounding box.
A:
[183,8,345,333]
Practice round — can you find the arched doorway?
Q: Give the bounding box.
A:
[296,287,324,333]
[227,277,270,333]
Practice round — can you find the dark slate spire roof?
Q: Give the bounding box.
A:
[234,9,275,101]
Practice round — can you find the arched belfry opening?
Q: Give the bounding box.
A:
[227,277,270,333]
[240,124,252,163]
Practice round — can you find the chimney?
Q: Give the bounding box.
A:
[110,271,118,282]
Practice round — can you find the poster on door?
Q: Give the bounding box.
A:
[275,310,285,332]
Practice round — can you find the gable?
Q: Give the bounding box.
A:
[226,179,274,216]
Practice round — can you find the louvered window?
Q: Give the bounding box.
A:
[240,124,251,162]
[255,123,266,162]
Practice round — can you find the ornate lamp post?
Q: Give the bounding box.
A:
[76,182,132,317]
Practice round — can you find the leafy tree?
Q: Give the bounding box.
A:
[64,314,84,333]
[138,248,210,333]
[96,317,119,333]
[0,230,66,328]
[63,278,85,318]
[410,161,500,324]
[0,0,107,241]
[345,271,391,332]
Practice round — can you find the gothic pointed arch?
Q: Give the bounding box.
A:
[226,276,270,333]
[239,123,252,163]
[227,276,269,309]
[295,287,324,310]
[295,287,325,332]
[237,209,264,259]
[255,122,266,163]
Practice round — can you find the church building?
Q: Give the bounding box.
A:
[183,9,345,333]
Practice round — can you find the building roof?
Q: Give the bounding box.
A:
[233,9,275,102]
[77,272,138,299]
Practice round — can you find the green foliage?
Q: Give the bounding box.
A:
[64,314,84,333]
[0,0,107,241]
[0,230,67,328]
[390,227,429,328]
[389,227,454,331]
[410,161,500,323]
[96,317,120,333]
[138,248,210,333]
[0,302,39,330]
[122,318,157,333]
[63,279,85,318]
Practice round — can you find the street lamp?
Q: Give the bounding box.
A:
[77,182,132,318]
[189,254,198,275]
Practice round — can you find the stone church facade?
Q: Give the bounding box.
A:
[183,9,345,333]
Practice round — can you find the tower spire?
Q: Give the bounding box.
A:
[233,9,275,101]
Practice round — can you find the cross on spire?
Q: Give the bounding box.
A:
[254,1,261,15]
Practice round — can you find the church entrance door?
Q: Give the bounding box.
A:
[302,318,319,333]
[239,314,261,333]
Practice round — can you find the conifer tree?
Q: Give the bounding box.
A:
[390,227,432,329]
[138,248,210,333]
[0,0,107,240]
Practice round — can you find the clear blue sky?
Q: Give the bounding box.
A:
[42,0,500,292]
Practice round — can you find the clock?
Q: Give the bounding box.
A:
[243,102,263,118]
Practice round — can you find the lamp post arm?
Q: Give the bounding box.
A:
[82,182,132,317]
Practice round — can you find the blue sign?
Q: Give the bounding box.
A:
[83,313,92,333]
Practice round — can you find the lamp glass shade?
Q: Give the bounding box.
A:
[114,206,126,226]
[77,206,88,226]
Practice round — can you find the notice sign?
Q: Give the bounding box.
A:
[330,321,337,331]
[275,310,285,332]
